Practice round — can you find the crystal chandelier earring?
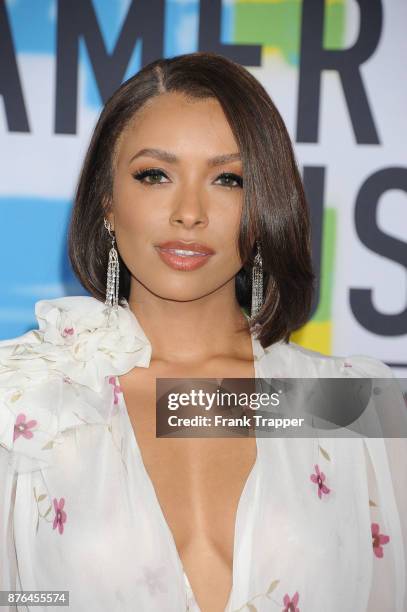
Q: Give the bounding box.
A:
[103,217,119,311]
[250,240,263,320]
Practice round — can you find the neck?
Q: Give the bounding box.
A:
[126,281,251,366]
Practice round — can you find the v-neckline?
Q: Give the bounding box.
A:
[116,330,264,612]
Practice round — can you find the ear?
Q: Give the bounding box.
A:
[106,212,115,231]
[103,200,115,231]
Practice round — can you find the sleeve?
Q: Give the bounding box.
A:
[341,354,407,612]
[364,437,407,612]
[0,443,18,608]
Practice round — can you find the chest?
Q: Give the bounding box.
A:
[23,400,372,612]
[117,362,258,610]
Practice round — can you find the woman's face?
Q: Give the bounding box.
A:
[108,91,244,303]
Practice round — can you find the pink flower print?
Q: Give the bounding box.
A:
[371,522,390,558]
[310,464,331,499]
[13,413,38,442]
[61,326,75,338]
[282,591,300,612]
[109,376,122,405]
[53,498,67,534]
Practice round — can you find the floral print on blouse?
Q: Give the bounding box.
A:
[0,296,406,611]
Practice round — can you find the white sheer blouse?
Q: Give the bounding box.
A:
[0,296,406,611]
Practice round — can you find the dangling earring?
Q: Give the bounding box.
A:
[250,241,263,320]
[103,217,119,311]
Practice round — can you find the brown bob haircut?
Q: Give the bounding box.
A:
[68,51,315,349]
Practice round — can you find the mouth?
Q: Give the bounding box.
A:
[158,247,210,256]
[155,246,214,271]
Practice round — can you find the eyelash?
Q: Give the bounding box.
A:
[132,167,243,188]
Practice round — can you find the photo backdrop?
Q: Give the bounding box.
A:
[1,0,406,375]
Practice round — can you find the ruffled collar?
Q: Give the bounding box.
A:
[0,295,266,389]
[0,295,270,473]
[0,295,152,394]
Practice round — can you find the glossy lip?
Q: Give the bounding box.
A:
[155,240,215,255]
[155,243,214,271]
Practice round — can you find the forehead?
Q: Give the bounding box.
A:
[114,92,239,166]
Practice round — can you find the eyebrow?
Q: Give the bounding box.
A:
[129,148,241,167]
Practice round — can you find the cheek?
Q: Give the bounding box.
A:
[113,184,155,237]
[219,206,242,249]
[119,206,146,232]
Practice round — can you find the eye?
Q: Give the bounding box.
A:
[132,168,170,185]
[132,168,243,188]
[215,172,243,188]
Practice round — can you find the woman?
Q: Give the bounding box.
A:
[0,52,406,612]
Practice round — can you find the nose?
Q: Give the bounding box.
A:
[169,189,209,229]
